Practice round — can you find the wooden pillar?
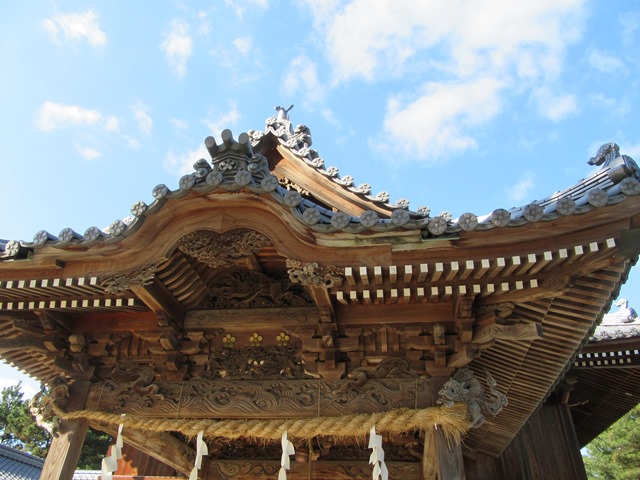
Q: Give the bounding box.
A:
[40,379,91,480]
[423,427,466,480]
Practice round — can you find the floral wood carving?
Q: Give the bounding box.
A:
[177,230,269,269]
[99,363,164,409]
[100,264,157,294]
[286,259,344,288]
[204,346,310,380]
[200,269,313,309]
[437,367,508,428]
[475,302,515,321]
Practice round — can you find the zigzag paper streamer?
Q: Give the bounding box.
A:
[189,430,209,480]
[368,425,388,480]
[101,416,125,480]
[278,430,295,480]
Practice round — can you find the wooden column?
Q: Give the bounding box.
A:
[40,379,91,480]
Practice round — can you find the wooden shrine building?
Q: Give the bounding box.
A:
[1,108,640,480]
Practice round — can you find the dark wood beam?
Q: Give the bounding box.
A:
[131,278,186,328]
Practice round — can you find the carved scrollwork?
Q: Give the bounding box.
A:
[208,461,280,478]
[98,363,163,411]
[286,259,344,288]
[200,269,313,309]
[437,368,507,428]
[100,264,157,294]
[177,230,269,269]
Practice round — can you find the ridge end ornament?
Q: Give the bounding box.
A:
[286,259,344,288]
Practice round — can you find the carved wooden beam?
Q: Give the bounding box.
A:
[206,460,421,479]
[0,336,49,353]
[91,422,195,477]
[185,306,320,330]
[473,323,543,345]
[85,378,432,418]
[335,302,454,326]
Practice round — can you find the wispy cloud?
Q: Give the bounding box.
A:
[588,49,624,72]
[225,0,268,18]
[42,10,106,47]
[165,144,209,177]
[35,101,102,131]
[130,101,153,134]
[201,103,240,139]
[507,172,535,203]
[307,0,585,161]
[75,143,101,160]
[160,19,193,78]
[171,118,188,131]
[104,116,119,132]
[532,87,578,121]
[283,55,326,106]
[233,37,252,57]
[381,77,503,160]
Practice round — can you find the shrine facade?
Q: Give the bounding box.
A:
[1,109,640,480]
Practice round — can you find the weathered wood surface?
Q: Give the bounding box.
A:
[92,422,194,477]
[85,378,432,418]
[40,379,91,480]
[206,460,421,479]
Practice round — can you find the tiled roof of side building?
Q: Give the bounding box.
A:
[0,445,44,480]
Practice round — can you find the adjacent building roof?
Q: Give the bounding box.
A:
[0,445,44,480]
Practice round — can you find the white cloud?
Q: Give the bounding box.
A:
[315,1,584,84]
[588,49,624,72]
[623,142,640,159]
[160,19,193,78]
[507,172,535,202]
[283,55,326,105]
[75,144,101,160]
[130,101,153,134]
[381,77,503,160]
[165,144,209,177]
[532,87,578,121]
[171,118,188,131]
[233,37,252,57]
[225,0,268,18]
[201,103,240,138]
[306,0,585,161]
[104,116,120,132]
[35,101,102,131]
[42,10,106,47]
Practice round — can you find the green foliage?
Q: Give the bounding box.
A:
[0,383,111,469]
[0,382,51,457]
[584,403,640,480]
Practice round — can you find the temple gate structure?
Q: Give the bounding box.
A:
[1,109,639,479]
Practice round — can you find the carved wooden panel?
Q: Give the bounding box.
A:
[85,377,431,418]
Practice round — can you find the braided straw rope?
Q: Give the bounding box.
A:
[51,403,470,442]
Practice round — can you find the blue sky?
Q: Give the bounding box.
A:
[1,0,639,393]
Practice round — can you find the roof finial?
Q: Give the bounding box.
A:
[275,104,294,122]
